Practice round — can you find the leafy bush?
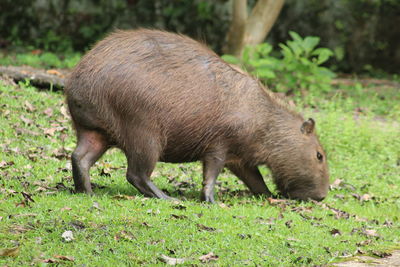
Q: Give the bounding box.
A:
[222,31,336,94]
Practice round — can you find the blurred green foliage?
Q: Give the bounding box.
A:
[223,32,336,94]
[0,0,230,53]
[0,0,398,73]
[0,51,81,69]
[272,0,400,74]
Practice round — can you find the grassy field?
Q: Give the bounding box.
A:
[0,78,399,266]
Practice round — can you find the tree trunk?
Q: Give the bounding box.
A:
[224,0,285,57]
[224,0,248,57]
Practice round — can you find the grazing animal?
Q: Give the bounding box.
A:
[65,29,329,202]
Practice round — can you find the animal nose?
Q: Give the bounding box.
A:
[311,192,327,201]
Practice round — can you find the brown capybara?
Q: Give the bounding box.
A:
[65,29,329,203]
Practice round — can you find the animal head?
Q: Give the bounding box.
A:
[269,118,329,201]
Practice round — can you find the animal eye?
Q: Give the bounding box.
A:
[317,152,323,162]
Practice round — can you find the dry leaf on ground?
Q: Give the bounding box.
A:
[199,252,219,263]
[159,254,186,265]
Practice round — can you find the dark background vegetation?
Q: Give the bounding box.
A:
[0,0,399,74]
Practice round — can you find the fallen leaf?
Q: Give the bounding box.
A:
[148,239,165,245]
[196,223,216,232]
[51,148,69,159]
[43,107,53,117]
[171,214,188,220]
[46,69,64,77]
[15,200,27,208]
[360,194,372,202]
[355,248,366,255]
[54,255,74,261]
[159,254,186,265]
[0,247,20,257]
[299,213,321,221]
[291,206,313,213]
[15,128,39,136]
[0,160,14,169]
[330,228,341,236]
[255,217,277,225]
[267,197,288,205]
[60,206,72,211]
[383,220,393,227]
[69,221,86,230]
[37,185,55,193]
[60,106,70,119]
[285,220,293,228]
[55,182,68,191]
[44,127,57,136]
[371,250,392,258]
[3,109,11,117]
[172,204,187,210]
[218,203,229,208]
[199,252,218,263]
[333,194,345,200]
[363,229,380,238]
[120,230,136,241]
[20,115,34,125]
[61,230,74,242]
[42,258,57,263]
[141,222,152,227]
[330,179,343,190]
[21,192,35,203]
[24,101,36,112]
[91,202,102,210]
[356,239,372,246]
[115,230,136,241]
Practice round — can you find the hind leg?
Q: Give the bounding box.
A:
[125,155,172,199]
[124,133,172,199]
[200,146,227,203]
[71,128,109,193]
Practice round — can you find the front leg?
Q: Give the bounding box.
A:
[227,163,272,196]
[201,149,226,203]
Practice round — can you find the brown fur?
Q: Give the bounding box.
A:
[65,29,329,202]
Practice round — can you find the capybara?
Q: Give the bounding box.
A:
[65,29,329,202]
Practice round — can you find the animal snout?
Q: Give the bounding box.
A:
[312,195,325,201]
[310,190,327,201]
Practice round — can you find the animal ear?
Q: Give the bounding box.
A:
[301,118,315,135]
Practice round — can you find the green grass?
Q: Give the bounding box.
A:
[0,80,399,266]
[0,51,81,69]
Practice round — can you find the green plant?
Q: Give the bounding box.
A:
[223,31,336,94]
